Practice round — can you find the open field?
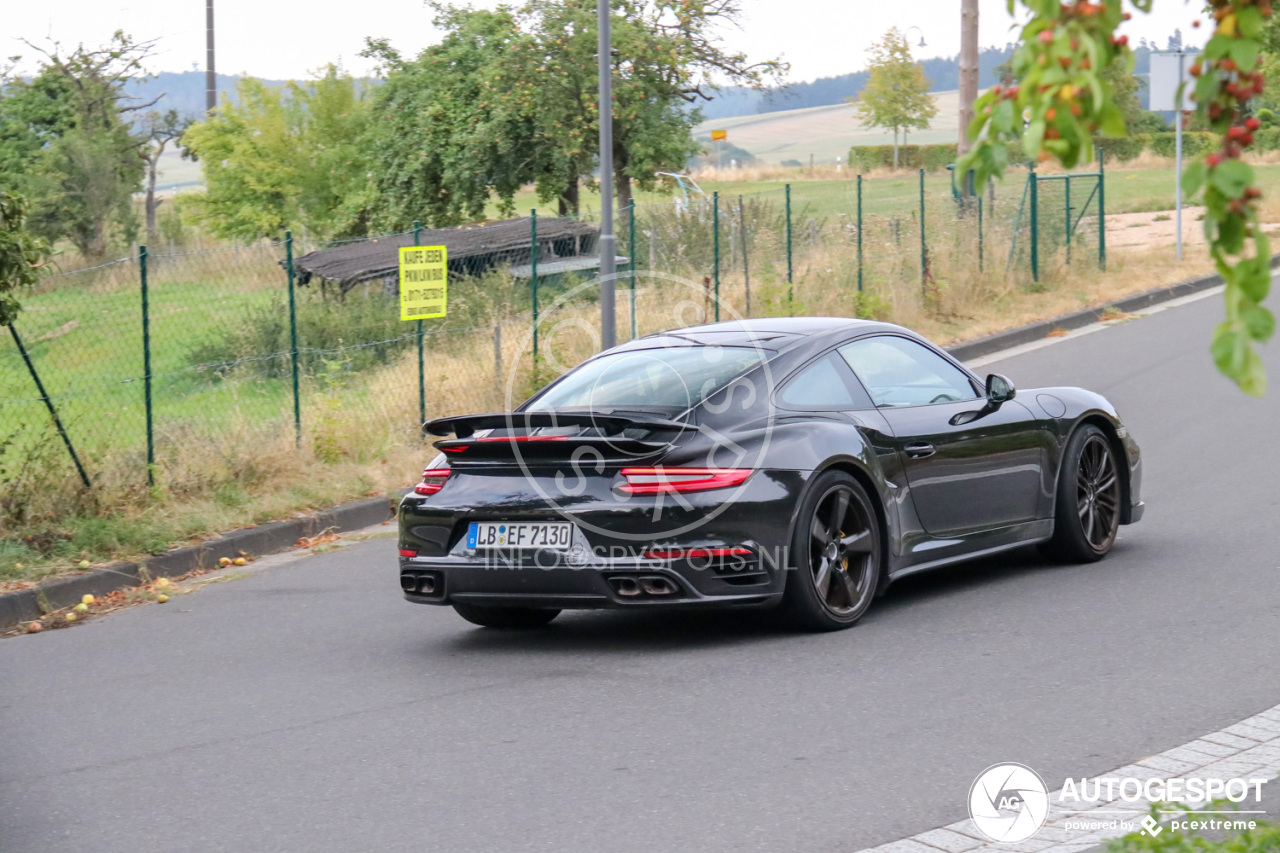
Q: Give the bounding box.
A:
[692,91,962,165]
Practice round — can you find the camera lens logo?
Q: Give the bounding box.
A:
[968,763,1050,843]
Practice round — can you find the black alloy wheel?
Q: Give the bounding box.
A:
[1044,424,1121,562]
[780,470,881,631]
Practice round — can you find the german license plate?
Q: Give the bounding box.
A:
[467,521,573,551]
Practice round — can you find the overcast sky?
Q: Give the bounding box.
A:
[3,0,1212,84]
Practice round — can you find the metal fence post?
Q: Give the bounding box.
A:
[978,195,984,273]
[1097,146,1106,271]
[918,168,927,297]
[712,191,720,322]
[856,174,864,293]
[1029,168,1040,283]
[285,230,301,446]
[413,220,425,426]
[738,195,751,317]
[629,199,637,340]
[8,323,91,489]
[531,210,539,365]
[140,245,155,486]
[1065,176,1072,266]
[785,184,793,302]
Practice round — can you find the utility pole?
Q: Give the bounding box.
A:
[597,0,617,350]
[958,0,979,158]
[205,0,217,114]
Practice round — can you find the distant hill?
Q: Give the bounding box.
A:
[124,71,292,119]
[698,40,1163,121]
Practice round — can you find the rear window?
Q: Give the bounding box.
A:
[528,345,767,411]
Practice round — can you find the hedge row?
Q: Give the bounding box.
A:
[848,130,1280,172]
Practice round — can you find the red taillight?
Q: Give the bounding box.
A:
[414,469,451,496]
[644,547,753,560]
[619,467,753,495]
[399,549,418,558]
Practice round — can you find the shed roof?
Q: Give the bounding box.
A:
[292,217,599,292]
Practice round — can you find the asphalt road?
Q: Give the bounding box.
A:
[4,289,1280,853]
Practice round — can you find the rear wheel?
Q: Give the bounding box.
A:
[780,471,882,632]
[452,602,561,629]
[1043,425,1121,563]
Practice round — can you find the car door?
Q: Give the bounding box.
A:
[837,335,1046,536]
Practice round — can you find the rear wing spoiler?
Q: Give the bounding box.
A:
[424,411,690,438]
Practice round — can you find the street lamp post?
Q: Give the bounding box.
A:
[905,26,927,48]
[597,0,617,351]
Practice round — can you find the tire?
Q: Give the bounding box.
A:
[452,602,561,629]
[779,470,882,632]
[1042,424,1122,563]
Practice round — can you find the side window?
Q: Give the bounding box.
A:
[778,354,870,410]
[838,336,979,408]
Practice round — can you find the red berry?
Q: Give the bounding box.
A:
[1039,29,1054,45]
[1206,154,1222,168]
[1246,117,1261,131]
[1223,59,1237,72]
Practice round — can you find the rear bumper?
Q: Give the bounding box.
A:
[398,468,809,609]
[399,552,783,610]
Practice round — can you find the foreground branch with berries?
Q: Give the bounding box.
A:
[957,0,1274,395]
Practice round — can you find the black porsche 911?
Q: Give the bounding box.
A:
[398,317,1143,631]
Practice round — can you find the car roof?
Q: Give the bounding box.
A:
[610,317,897,354]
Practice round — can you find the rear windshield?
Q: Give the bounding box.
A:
[528,345,767,412]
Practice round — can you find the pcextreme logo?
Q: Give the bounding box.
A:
[968,763,1051,843]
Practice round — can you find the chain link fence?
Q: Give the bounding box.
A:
[2,164,1106,500]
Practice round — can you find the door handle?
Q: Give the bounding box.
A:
[904,443,936,458]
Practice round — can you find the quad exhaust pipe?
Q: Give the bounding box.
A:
[640,576,675,596]
[401,573,437,595]
[610,575,677,598]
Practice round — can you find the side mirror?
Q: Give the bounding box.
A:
[986,373,1016,404]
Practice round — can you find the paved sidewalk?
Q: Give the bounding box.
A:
[854,707,1280,853]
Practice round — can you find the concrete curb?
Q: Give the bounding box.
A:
[0,495,395,631]
[947,254,1280,363]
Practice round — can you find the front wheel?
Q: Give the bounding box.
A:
[1043,424,1121,563]
[452,602,561,629]
[779,471,882,632]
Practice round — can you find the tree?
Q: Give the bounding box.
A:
[182,66,370,240]
[359,0,783,228]
[0,191,50,326]
[138,110,191,244]
[0,33,154,258]
[850,28,938,168]
[957,1,1272,396]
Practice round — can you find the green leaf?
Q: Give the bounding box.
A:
[1238,5,1264,37]
[1229,39,1260,73]
[1237,256,1272,302]
[1098,102,1126,138]
[1203,34,1232,60]
[991,99,1015,135]
[1211,325,1246,374]
[1238,348,1267,396]
[1182,159,1208,198]
[1218,214,1246,255]
[1243,305,1275,342]
[1211,159,1253,198]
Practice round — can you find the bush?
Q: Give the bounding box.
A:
[1253,126,1280,151]
[1096,136,1145,162]
[847,143,959,173]
[186,290,417,380]
[1147,131,1217,158]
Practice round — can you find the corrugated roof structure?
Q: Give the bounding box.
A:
[292,217,600,294]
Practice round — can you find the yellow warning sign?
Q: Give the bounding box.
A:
[710,129,727,141]
[399,246,447,320]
